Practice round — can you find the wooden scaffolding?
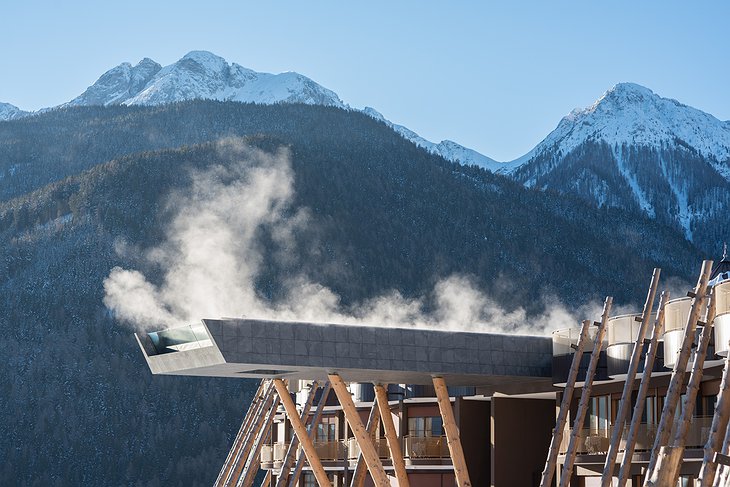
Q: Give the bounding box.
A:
[214,375,472,487]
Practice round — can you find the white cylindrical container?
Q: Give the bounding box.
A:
[551,326,608,385]
[663,297,691,369]
[606,313,641,377]
[662,297,709,370]
[552,327,580,357]
[349,382,375,402]
[713,281,730,356]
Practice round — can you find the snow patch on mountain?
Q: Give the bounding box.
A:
[0,102,30,121]
[613,147,655,218]
[66,58,162,107]
[362,107,514,172]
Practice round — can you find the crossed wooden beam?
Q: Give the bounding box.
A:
[215,375,472,487]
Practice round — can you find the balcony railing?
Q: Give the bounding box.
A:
[404,435,450,459]
[558,417,713,455]
[261,440,347,467]
[263,435,452,469]
[347,437,390,460]
[312,440,347,461]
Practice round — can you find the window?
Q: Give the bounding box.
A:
[315,416,337,442]
[408,416,443,437]
[588,396,609,432]
[302,472,335,487]
[644,396,657,425]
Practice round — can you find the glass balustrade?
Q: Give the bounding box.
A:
[147,322,213,354]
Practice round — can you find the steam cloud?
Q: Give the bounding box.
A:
[103,139,594,335]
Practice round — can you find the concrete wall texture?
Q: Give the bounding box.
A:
[204,318,552,378]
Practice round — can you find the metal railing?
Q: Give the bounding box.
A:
[558,417,714,455]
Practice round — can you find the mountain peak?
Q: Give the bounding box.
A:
[62,51,347,109]
[0,102,29,121]
[606,82,655,96]
[521,82,730,165]
[178,50,228,73]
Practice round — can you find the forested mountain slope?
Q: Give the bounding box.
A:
[509,83,730,252]
[0,102,704,486]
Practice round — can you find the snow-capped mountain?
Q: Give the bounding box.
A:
[65,51,346,108]
[0,51,502,171]
[361,107,516,172]
[509,82,730,245]
[0,102,29,121]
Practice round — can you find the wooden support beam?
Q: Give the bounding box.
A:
[646,286,717,486]
[698,343,730,487]
[240,392,282,487]
[272,379,331,487]
[644,260,713,485]
[616,291,669,487]
[216,380,267,487]
[714,417,730,487]
[215,380,266,487]
[350,396,380,487]
[288,382,331,487]
[261,470,272,487]
[226,380,276,487]
[539,319,593,487]
[601,269,661,486]
[274,381,320,487]
[374,384,409,487]
[433,376,472,487]
[560,296,613,487]
[329,374,390,487]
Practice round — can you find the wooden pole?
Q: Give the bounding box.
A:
[646,287,717,486]
[433,376,472,487]
[698,343,730,487]
[261,470,272,487]
[288,382,332,487]
[226,380,276,487]
[329,374,390,487]
[559,296,613,487]
[350,396,380,487]
[274,381,320,487]
[374,384,410,487]
[240,392,281,487]
[272,379,331,487]
[616,291,669,487]
[644,260,713,485]
[216,380,266,487]
[600,269,661,486]
[539,319,593,487]
[712,398,730,487]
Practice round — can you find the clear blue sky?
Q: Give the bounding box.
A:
[2,1,728,161]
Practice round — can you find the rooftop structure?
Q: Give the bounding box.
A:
[135,259,730,487]
[136,318,553,392]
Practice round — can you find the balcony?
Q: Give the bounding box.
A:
[403,435,450,459]
[263,436,452,470]
[313,440,347,461]
[558,417,713,456]
[261,440,347,469]
[347,437,390,460]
